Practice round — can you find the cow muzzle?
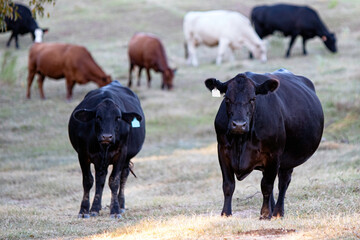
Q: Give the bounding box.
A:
[100,133,113,145]
[230,120,248,134]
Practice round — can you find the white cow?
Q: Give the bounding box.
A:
[183,10,267,66]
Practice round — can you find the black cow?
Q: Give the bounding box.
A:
[1,3,48,48]
[68,80,145,218]
[251,4,337,57]
[205,69,324,219]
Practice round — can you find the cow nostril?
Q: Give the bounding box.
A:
[102,134,112,141]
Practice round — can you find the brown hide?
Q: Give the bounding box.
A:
[27,43,112,100]
[128,32,174,90]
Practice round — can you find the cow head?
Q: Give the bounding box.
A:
[33,28,49,43]
[322,33,337,53]
[73,99,142,146]
[250,42,267,63]
[99,75,112,87]
[162,68,177,90]
[205,74,279,135]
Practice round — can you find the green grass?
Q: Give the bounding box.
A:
[0,0,360,239]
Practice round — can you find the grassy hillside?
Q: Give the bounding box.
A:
[0,0,359,239]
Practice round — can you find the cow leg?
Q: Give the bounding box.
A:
[118,166,130,214]
[260,162,278,220]
[137,67,143,87]
[286,35,297,58]
[218,144,235,216]
[128,63,134,87]
[78,154,94,218]
[37,74,46,100]
[90,165,108,216]
[273,168,293,218]
[66,79,75,101]
[26,71,36,99]
[146,68,151,88]
[109,158,124,218]
[302,38,308,55]
[216,38,230,65]
[186,41,198,66]
[6,33,14,47]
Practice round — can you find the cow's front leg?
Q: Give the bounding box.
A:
[109,156,125,218]
[78,154,93,218]
[218,144,235,216]
[118,165,130,214]
[260,161,279,220]
[216,38,230,65]
[90,165,108,216]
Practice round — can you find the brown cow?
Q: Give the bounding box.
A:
[27,43,112,100]
[128,32,176,90]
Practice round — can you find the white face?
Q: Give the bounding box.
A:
[34,29,43,43]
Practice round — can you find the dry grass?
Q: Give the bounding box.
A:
[1,0,360,239]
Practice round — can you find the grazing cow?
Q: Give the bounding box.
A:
[251,4,337,57]
[27,43,112,100]
[128,32,176,90]
[205,69,324,219]
[68,80,146,218]
[1,3,48,49]
[183,10,267,66]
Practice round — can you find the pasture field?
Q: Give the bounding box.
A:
[0,0,359,239]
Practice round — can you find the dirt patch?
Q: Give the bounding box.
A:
[240,228,296,238]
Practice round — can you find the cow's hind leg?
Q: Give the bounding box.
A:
[78,154,94,218]
[146,68,151,88]
[302,37,308,55]
[128,63,134,87]
[273,168,293,218]
[26,71,36,99]
[137,67,143,87]
[37,74,46,100]
[260,161,278,220]
[118,164,130,214]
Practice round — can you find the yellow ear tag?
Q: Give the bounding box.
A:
[131,118,140,128]
[212,88,221,97]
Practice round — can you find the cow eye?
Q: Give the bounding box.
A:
[115,116,121,121]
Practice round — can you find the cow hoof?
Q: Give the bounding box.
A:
[78,213,90,218]
[120,208,126,214]
[90,212,99,217]
[110,214,122,219]
[259,215,271,220]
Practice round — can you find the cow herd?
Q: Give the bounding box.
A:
[1,3,333,220]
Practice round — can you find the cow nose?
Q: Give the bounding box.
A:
[101,134,113,143]
[231,120,247,133]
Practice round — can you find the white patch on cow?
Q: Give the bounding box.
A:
[34,28,43,43]
[212,88,221,97]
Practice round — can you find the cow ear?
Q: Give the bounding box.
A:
[255,79,279,95]
[74,109,95,122]
[122,112,142,125]
[205,78,227,93]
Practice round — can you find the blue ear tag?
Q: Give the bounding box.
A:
[212,88,221,97]
[131,118,140,128]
